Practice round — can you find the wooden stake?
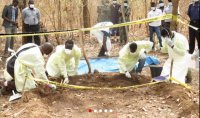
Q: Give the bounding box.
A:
[170,58,174,83]
[76,0,91,73]
[21,76,28,103]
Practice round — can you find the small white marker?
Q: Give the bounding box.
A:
[104,109,107,112]
[99,109,102,112]
[110,109,113,112]
[94,109,97,113]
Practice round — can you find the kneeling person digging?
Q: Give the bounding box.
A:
[118,41,153,78]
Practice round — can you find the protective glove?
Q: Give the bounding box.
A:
[50,84,56,90]
[46,84,57,90]
[139,53,146,60]
[125,71,131,78]
[166,38,173,47]
[75,68,78,75]
[105,52,110,57]
[191,50,199,60]
[63,77,69,84]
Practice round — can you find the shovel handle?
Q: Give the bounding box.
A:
[12,90,15,95]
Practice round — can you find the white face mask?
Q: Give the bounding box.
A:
[124,3,128,7]
[113,1,117,4]
[29,4,34,8]
[169,2,173,6]
[151,7,156,11]
[159,3,164,7]
[43,54,48,58]
[65,49,72,54]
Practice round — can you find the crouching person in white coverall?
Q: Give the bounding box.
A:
[118,41,153,78]
[1,43,56,94]
[46,40,81,84]
[160,28,190,84]
[91,22,113,57]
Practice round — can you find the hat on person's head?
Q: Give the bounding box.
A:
[29,0,34,4]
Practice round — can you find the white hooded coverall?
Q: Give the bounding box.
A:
[4,43,48,92]
[118,41,153,74]
[46,45,81,78]
[90,22,113,50]
[160,31,189,84]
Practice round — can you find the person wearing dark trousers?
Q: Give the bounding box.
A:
[2,0,19,57]
[98,31,110,57]
[187,0,200,54]
[21,0,41,45]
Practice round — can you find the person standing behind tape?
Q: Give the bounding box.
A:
[158,0,165,32]
[118,0,131,44]
[46,40,81,84]
[97,0,110,23]
[148,2,163,51]
[1,43,55,93]
[91,22,113,57]
[118,41,153,77]
[163,0,180,31]
[21,0,41,45]
[187,0,199,54]
[2,0,19,57]
[110,0,121,39]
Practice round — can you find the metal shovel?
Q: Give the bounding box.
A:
[9,90,22,102]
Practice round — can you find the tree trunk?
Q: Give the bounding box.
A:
[77,0,91,73]
[82,0,90,34]
[22,0,28,45]
[170,0,180,31]
[121,0,129,43]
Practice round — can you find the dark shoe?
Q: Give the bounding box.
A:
[1,78,8,95]
[98,54,106,57]
[186,70,192,83]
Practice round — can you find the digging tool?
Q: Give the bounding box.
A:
[9,90,22,102]
[169,58,174,83]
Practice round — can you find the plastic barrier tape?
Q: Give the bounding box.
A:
[169,77,191,90]
[0,14,173,38]
[1,14,198,38]
[27,76,168,90]
[177,19,199,31]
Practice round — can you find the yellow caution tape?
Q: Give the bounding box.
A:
[27,76,168,90]
[1,14,198,38]
[172,15,178,21]
[169,77,191,90]
[0,14,173,38]
[177,19,199,31]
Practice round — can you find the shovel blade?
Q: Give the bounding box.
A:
[9,93,22,102]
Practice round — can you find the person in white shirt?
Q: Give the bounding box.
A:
[163,0,180,30]
[148,2,163,51]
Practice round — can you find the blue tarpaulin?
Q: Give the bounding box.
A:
[78,56,159,75]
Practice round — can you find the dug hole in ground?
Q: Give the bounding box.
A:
[0,37,199,118]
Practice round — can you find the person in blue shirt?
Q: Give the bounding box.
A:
[187,0,200,54]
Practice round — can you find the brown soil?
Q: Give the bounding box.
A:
[0,37,199,118]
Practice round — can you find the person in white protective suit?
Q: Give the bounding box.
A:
[90,22,113,57]
[46,40,81,84]
[1,43,56,94]
[160,28,192,84]
[118,41,153,77]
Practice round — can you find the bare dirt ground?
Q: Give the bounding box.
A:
[0,36,199,118]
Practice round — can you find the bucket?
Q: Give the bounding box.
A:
[149,66,163,78]
[0,85,3,97]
